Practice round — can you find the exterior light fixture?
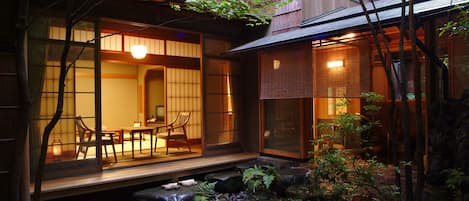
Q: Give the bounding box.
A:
[130,44,147,59]
[327,60,344,69]
[273,59,280,70]
[342,33,356,38]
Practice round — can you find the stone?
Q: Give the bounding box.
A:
[204,170,244,194]
[132,185,196,201]
[277,166,310,186]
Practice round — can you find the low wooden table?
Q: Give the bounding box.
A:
[121,126,155,159]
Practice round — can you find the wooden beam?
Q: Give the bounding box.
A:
[101,51,200,69]
[101,20,200,44]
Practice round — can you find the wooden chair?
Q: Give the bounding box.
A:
[154,112,192,154]
[75,116,117,162]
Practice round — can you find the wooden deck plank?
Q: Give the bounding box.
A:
[31,152,258,200]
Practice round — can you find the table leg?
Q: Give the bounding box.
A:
[121,129,124,156]
[150,129,153,158]
[131,131,135,159]
[139,131,142,153]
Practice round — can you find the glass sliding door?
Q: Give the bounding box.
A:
[29,17,98,179]
[262,99,301,153]
[203,37,242,151]
[205,59,241,146]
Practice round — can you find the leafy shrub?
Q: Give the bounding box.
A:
[242,165,277,193]
[444,168,468,201]
[194,181,217,201]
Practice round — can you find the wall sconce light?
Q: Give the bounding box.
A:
[52,138,63,161]
[327,60,344,69]
[130,44,147,59]
[273,59,280,70]
[341,33,356,39]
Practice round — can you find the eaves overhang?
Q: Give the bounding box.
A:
[229,0,469,54]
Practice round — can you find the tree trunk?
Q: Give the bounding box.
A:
[358,0,400,188]
[409,0,425,200]
[399,1,413,200]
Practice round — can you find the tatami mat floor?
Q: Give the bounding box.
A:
[76,134,201,169]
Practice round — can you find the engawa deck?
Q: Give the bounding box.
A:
[31,152,259,200]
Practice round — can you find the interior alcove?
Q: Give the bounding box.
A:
[145,69,165,123]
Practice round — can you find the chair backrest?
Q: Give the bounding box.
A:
[75,116,93,143]
[173,112,191,128]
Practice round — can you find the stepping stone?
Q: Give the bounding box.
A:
[132,185,196,201]
[204,170,244,194]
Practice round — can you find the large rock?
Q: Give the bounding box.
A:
[205,170,244,194]
[277,166,310,186]
[132,185,196,201]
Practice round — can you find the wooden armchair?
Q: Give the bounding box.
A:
[75,116,117,162]
[154,112,191,154]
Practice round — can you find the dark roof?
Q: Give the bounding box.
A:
[230,0,469,54]
[301,0,402,27]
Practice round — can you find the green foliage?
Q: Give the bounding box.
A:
[361,92,384,104]
[439,5,469,38]
[194,181,217,201]
[309,92,397,200]
[361,92,384,114]
[242,165,277,193]
[352,158,401,201]
[309,142,401,201]
[309,142,352,200]
[444,168,468,201]
[318,92,384,143]
[170,0,292,26]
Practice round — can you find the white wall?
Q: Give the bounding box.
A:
[100,62,138,128]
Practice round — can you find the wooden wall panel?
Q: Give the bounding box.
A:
[166,40,201,58]
[271,0,302,34]
[0,76,19,106]
[259,42,312,99]
[302,0,360,20]
[101,33,122,51]
[449,36,469,98]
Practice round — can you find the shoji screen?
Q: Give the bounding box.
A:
[166,68,201,140]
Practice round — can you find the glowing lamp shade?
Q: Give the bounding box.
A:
[327,60,344,69]
[52,138,63,161]
[130,45,147,59]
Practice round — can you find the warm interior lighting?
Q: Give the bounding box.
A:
[273,59,280,70]
[131,44,147,59]
[226,75,233,115]
[327,60,344,69]
[52,138,63,160]
[342,33,356,38]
